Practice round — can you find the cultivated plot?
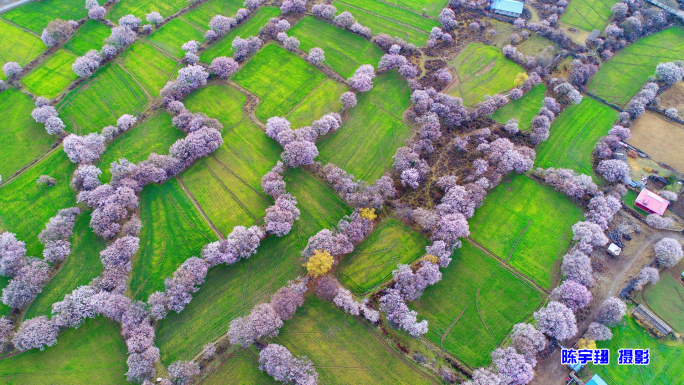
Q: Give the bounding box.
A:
[412,240,543,367]
[0,20,45,76]
[109,0,187,22]
[628,111,684,173]
[183,0,244,30]
[286,79,346,128]
[64,20,111,56]
[119,42,179,97]
[659,82,684,120]
[559,0,613,32]
[202,350,279,384]
[21,49,79,99]
[639,266,684,333]
[468,174,584,290]
[487,19,558,57]
[380,0,448,17]
[2,0,86,33]
[183,82,246,130]
[492,84,546,131]
[147,18,205,58]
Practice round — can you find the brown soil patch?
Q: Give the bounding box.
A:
[628,111,684,173]
[659,82,684,120]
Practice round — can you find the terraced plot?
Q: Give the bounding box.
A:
[21,49,79,99]
[411,240,544,367]
[286,79,347,128]
[156,168,352,364]
[337,218,429,295]
[147,18,205,58]
[64,20,111,56]
[2,0,86,33]
[288,16,385,78]
[183,0,244,29]
[119,42,179,96]
[318,71,412,182]
[492,84,546,131]
[468,174,584,290]
[233,43,327,120]
[203,350,279,384]
[0,20,44,78]
[559,0,613,33]
[109,0,187,21]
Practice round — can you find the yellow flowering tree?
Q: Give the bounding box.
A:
[306,249,334,277]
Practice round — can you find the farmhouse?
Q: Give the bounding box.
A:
[634,189,670,215]
[632,304,673,337]
[490,0,524,17]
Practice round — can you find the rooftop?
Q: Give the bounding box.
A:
[491,0,524,13]
[635,188,670,215]
[586,374,608,385]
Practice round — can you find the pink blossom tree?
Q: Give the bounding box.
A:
[654,237,683,268]
[596,297,626,326]
[12,316,58,351]
[534,301,577,341]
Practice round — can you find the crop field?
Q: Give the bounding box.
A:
[0,149,76,257]
[64,20,111,56]
[379,0,448,17]
[275,296,438,385]
[412,240,544,367]
[628,111,684,172]
[203,350,279,384]
[0,317,129,384]
[2,0,86,33]
[183,82,246,129]
[233,43,327,121]
[288,16,385,78]
[109,0,187,22]
[0,89,55,178]
[0,277,9,317]
[21,49,79,99]
[183,0,244,30]
[119,42,179,97]
[588,27,684,106]
[97,112,183,182]
[200,7,281,63]
[535,97,618,176]
[147,18,205,58]
[24,213,105,319]
[659,82,684,120]
[318,71,412,182]
[488,19,558,57]
[0,20,44,76]
[286,79,347,128]
[448,43,525,107]
[58,63,148,134]
[130,178,217,302]
[559,0,613,32]
[468,174,584,289]
[492,84,546,131]
[638,267,684,333]
[156,168,351,364]
[336,218,429,295]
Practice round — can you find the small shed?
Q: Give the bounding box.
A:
[586,374,609,385]
[632,304,672,337]
[607,243,622,257]
[634,189,670,215]
[567,361,583,372]
[490,0,524,17]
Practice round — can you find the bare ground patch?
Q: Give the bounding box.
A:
[628,111,684,173]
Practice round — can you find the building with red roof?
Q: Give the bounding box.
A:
[634,189,670,215]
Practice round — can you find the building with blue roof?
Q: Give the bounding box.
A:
[491,0,524,17]
[586,374,609,385]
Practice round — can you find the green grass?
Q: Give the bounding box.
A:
[24,212,105,319]
[202,350,279,385]
[337,218,429,295]
[21,49,78,99]
[183,0,244,30]
[559,0,613,32]
[448,43,525,107]
[0,317,129,385]
[288,16,385,78]
[183,82,246,130]
[2,0,87,33]
[147,18,205,58]
[130,178,217,302]
[468,174,584,289]
[534,97,618,176]
[109,0,187,22]
[380,0,448,17]
[233,43,327,121]
[119,42,179,97]
[64,20,111,56]
[156,168,351,364]
[621,189,645,217]
[411,240,543,367]
[588,27,684,106]
[492,84,546,131]
[317,71,412,182]
[0,89,55,178]
[640,270,684,333]
[275,296,439,385]
[0,277,10,317]
[593,316,684,384]
[58,62,148,134]
[97,112,183,182]
[201,7,281,64]
[0,20,45,79]
[286,79,346,128]
[0,149,76,257]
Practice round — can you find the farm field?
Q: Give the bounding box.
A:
[183,0,244,30]
[535,97,618,176]
[1,0,86,33]
[0,277,9,317]
[380,0,448,17]
[0,317,129,384]
[588,27,684,106]
[659,82,684,119]
[628,111,684,172]
[412,240,544,367]
[119,42,179,97]
[233,43,327,121]
[468,174,584,289]
[109,0,187,22]
[130,178,217,302]
[336,218,429,295]
[0,20,44,76]
[183,82,246,130]
[318,71,412,182]
[492,84,546,131]
[559,0,613,32]
[448,43,524,107]
[64,20,111,56]
[275,296,439,385]
[488,19,558,56]
[21,49,78,99]
[202,351,279,384]
[156,168,351,364]
[286,79,346,128]
[638,265,684,333]
[147,18,205,58]
[0,89,55,178]
[288,16,385,78]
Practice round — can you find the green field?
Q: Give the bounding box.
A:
[147,18,205,58]
[412,240,544,367]
[58,62,148,134]
[183,0,244,30]
[156,168,352,364]
[0,277,9,317]
[0,317,128,384]
[2,0,86,33]
[288,16,385,78]
[130,178,217,301]
[468,175,584,289]
[380,0,448,17]
[97,112,183,182]
[109,0,187,22]
[337,218,429,295]
[202,350,279,385]
[0,149,76,257]
[559,0,613,32]
[640,268,684,333]
[318,71,412,182]
[200,7,281,63]
[183,82,245,130]
[24,213,105,319]
[233,43,327,121]
[21,49,79,99]
[492,84,546,131]
[448,43,525,107]
[535,97,618,176]
[0,20,45,78]
[0,89,55,178]
[275,296,439,385]
[119,42,179,97]
[588,27,684,106]
[64,20,111,56]
[286,79,346,128]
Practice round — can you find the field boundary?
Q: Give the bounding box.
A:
[176,176,224,240]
